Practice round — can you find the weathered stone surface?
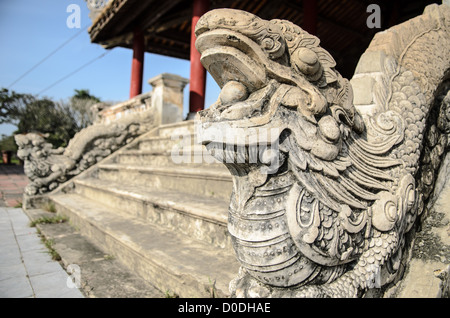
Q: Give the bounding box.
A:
[73,177,232,250]
[24,119,238,298]
[51,188,238,298]
[95,91,153,124]
[24,208,164,298]
[354,51,387,75]
[350,76,375,105]
[195,4,450,297]
[15,73,189,200]
[15,108,156,197]
[148,73,189,125]
[389,170,450,297]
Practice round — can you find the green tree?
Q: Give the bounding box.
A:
[17,98,78,148]
[1,88,78,148]
[0,88,35,124]
[0,134,18,152]
[73,89,101,102]
[69,89,101,129]
[1,88,103,148]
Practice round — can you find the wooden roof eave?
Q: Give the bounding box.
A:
[89,0,129,43]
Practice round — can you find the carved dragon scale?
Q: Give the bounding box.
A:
[195,5,450,297]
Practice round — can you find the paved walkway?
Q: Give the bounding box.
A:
[0,164,28,208]
[0,164,84,298]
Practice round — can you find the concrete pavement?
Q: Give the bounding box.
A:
[0,164,163,298]
[0,206,84,298]
[0,164,84,298]
[0,164,28,208]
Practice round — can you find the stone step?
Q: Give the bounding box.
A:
[138,134,194,152]
[24,208,164,298]
[157,120,195,138]
[73,178,232,250]
[97,163,233,201]
[135,121,196,152]
[50,193,240,298]
[117,146,223,168]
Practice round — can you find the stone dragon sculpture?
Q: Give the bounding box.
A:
[195,5,450,297]
[15,108,155,196]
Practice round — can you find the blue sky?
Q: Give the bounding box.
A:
[0,0,220,136]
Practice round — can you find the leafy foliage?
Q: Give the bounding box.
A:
[69,89,101,129]
[0,88,35,124]
[0,134,18,152]
[0,88,102,148]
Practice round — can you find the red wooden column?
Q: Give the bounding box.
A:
[303,0,318,35]
[188,0,209,116]
[129,27,145,98]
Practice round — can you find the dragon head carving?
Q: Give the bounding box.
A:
[195,8,450,297]
[195,9,364,157]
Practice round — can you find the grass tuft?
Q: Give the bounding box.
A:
[29,215,68,227]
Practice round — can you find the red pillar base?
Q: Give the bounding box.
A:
[188,0,209,116]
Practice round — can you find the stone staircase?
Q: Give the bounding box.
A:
[47,120,240,297]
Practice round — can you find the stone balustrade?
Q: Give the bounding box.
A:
[15,73,189,200]
[95,73,189,125]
